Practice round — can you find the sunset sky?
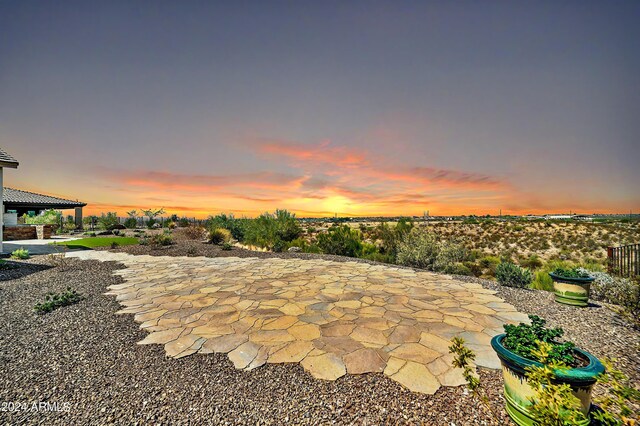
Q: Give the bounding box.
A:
[1,1,638,218]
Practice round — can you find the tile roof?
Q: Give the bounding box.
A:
[3,188,86,208]
[0,148,19,167]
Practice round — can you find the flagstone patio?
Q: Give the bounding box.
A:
[68,251,529,394]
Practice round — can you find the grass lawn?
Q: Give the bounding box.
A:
[51,237,139,250]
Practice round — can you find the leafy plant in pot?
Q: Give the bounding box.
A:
[549,267,594,307]
[490,315,604,426]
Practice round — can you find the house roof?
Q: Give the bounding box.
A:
[0,148,19,168]
[3,188,86,209]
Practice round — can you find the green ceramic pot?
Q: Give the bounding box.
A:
[491,334,604,426]
[549,273,594,307]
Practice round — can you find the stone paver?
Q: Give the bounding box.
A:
[68,251,529,394]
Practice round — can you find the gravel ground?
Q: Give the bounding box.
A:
[1,232,638,424]
[1,257,510,425]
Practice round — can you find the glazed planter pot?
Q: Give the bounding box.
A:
[491,334,604,426]
[549,273,594,307]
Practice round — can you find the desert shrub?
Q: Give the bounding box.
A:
[316,225,362,257]
[496,262,533,288]
[63,222,77,233]
[184,224,207,240]
[98,212,120,230]
[396,228,439,269]
[243,210,301,252]
[463,261,483,277]
[396,228,468,273]
[530,260,572,291]
[441,262,473,276]
[148,231,173,246]
[359,242,394,263]
[222,242,233,251]
[34,288,82,314]
[585,270,639,318]
[433,241,468,273]
[285,238,323,254]
[478,256,500,277]
[209,227,232,245]
[520,254,543,270]
[178,217,190,227]
[373,218,414,260]
[531,270,555,291]
[207,213,248,241]
[11,248,30,260]
[165,220,176,229]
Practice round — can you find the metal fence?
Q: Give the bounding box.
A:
[607,243,640,277]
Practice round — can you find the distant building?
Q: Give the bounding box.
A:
[0,147,19,253]
[545,215,573,220]
[3,187,86,227]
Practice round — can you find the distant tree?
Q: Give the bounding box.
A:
[124,210,138,229]
[141,208,165,229]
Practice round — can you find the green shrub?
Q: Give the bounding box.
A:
[123,217,137,229]
[24,209,61,225]
[209,227,231,245]
[496,262,533,288]
[396,228,439,269]
[520,254,543,270]
[148,231,173,246]
[551,267,591,279]
[11,248,30,260]
[531,260,572,291]
[586,270,639,319]
[243,210,301,252]
[433,241,467,272]
[221,242,233,251]
[373,218,414,260]
[478,256,500,277]
[463,261,483,277]
[531,270,555,291]
[502,315,576,366]
[396,228,468,273]
[34,288,82,314]
[178,217,190,227]
[441,262,473,276]
[63,222,77,233]
[316,225,362,257]
[207,213,247,241]
[98,212,120,230]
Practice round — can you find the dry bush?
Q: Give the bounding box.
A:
[184,224,207,240]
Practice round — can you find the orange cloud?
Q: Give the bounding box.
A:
[255,139,505,191]
[257,139,370,168]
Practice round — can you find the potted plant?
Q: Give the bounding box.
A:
[549,267,594,307]
[491,315,604,426]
